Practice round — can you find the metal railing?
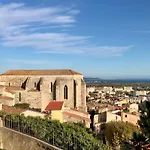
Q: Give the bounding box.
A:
[1,117,86,150]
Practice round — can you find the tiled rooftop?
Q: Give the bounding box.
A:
[0,85,4,89]
[5,89,16,94]
[45,101,64,111]
[63,111,91,122]
[0,96,14,101]
[71,108,89,115]
[2,69,82,76]
[6,86,24,91]
[2,105,26,114]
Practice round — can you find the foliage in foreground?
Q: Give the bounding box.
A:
[104,121,140,148]
[0,111,110,150]
[139,101,150,139]
[119,101,150,150]
[14,103,30,109]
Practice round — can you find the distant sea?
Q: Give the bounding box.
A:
[84,77,150,83]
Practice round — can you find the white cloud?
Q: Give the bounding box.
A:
[0,3,76,36]
[0,3,133,56]
[67,10,80,15]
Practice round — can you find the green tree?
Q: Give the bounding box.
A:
[104,121,139,149]
[0,112,112,150]
[132,132,148,150]
[139,101,150,139]
[121,132,149,150]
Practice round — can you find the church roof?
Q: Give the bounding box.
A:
[1,69,82,76]
[45,101,64,111]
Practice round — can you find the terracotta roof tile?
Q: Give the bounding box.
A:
[5,89,16,94]
[63,111,91,122]
[71,108,89,115]
[6,86,24,91]
[45,101,64,111]
[98,105,123,110]
[2,70,82,76]
[0,85,4,89]
[0,96,14,101]
[2,105,26,114]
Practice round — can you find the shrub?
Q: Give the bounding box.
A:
[14,103,30,109]
[104,121,140,148]
[0,113,111,150]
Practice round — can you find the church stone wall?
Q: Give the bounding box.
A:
[26,77,41,90]
[55,78,74,108]
[15,91,42,109]
[0,76,27,87]
[26,92,41,109]
[81,79,87,112]
[41,80,51,111]
[0,74,86,112]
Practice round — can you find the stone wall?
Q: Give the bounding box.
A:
[0,127,61,150]
[81,79,87,111]
[41,80,51,111]
[121,112,140,126]
[15,91,42,109]
[0,76,27,87]
[55,78,74,108]
[26,91,42,109]
[0,74,87,112]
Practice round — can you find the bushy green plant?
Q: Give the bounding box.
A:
[0,113,110,150]
[14,103,30,109]
[104,121,140,148]
[139,101,150,139]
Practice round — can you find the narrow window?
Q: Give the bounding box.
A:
[19,93,21,102]
[74,80,77,108]
[34,82,37,88]
[9,83,10,86]
[125,115,127,118]
[51,82,53,92]
[64,85,68,99]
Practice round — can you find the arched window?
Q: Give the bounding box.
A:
[64,85,68,99]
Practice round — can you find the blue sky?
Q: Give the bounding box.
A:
[0,0,150,79]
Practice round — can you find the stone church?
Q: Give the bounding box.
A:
[0,70,87,112]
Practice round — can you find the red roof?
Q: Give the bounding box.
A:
[5,89,16,94]
[0,85,4,89]
[0,96,14,101]
[63,111,91,122]
[45,101,64,111]
[71,108,89,115]
[2,70,82,76]
[2,105,26,114]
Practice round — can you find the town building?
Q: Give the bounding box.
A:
[129,103,139,113]
[86,86,95,95]
[121,112,140,126]
[0,70,87,112]
[123,87,133,92]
